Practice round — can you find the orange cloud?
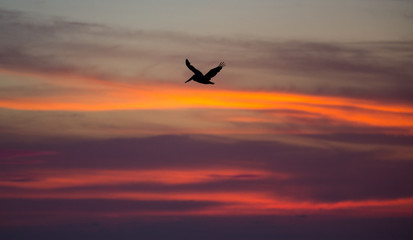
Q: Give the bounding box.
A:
[0,168,274,189]
[2,84,412,131]
[1,70,412,133]
[1,168,412,217]
[2,188,412,217]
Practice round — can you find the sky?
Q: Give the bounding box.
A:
[0,0,413,239]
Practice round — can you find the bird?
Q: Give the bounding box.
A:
[185,59,225,84]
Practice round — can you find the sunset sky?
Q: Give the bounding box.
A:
[1,1,413,239]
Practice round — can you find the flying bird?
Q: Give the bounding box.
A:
[185,59,225,84]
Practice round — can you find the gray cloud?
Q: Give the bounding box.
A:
[1,8,412,103]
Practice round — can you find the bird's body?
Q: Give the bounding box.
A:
[185,59,225,84]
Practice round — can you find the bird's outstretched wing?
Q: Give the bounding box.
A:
[185,59,202,75]
[205,62,225,79]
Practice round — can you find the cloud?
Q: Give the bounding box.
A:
[0,149,56,165]
[1,135,412,205]
[0,150,56,160]
[0,198,222,214]
[1,87,412,139]
[0,168,271,189]
[1,8,412,103]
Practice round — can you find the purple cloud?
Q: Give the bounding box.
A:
[1,134,412,203]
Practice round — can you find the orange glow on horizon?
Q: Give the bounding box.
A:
[1,69,413,133]
[2,85,413,112]
[1,82,413,131]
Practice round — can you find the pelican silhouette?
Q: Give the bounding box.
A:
[185,59,225,84]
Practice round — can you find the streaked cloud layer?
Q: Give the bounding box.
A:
[0,2,412,239]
